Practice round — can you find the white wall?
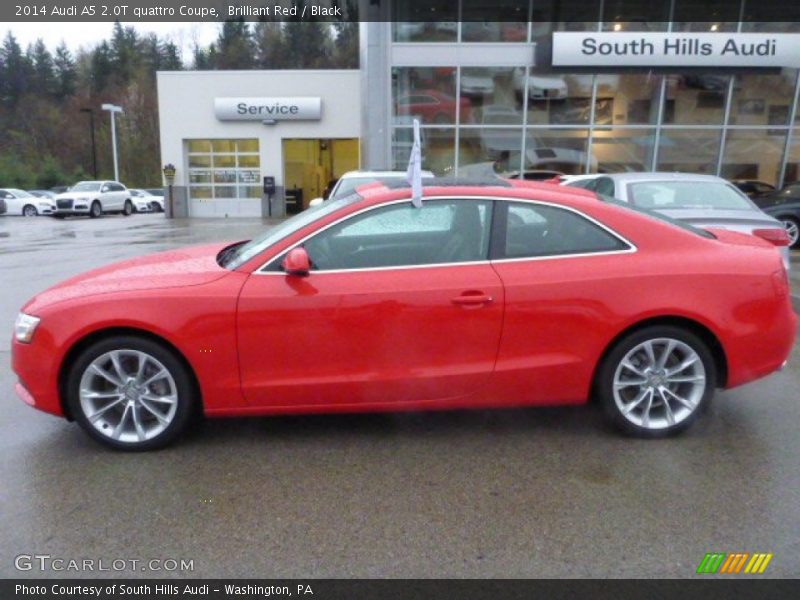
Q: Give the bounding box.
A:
[157,69,361,216]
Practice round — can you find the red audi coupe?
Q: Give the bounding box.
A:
[12,180,796,450]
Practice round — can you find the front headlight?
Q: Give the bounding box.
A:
[14,313,40,343]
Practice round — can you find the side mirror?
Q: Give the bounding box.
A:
[282,247,311,276]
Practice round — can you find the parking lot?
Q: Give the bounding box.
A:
[1,213,799,578]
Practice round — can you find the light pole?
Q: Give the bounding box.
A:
[101,103,123,182]
[79,108,98,179]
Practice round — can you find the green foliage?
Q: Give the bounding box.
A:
[36,155,67,189]
[0,153,35,188]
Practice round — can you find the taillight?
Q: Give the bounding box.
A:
[752,228,791,246]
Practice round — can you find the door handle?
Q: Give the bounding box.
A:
[451,293,493,306]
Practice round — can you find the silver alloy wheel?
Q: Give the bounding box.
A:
[23,205,37,217]
[612,338,706,430]
[781,218,799,247]
[78,349,179,444]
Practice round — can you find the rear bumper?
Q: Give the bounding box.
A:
[725,298,797,388]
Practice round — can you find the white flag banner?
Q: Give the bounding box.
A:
[406,118,423,208]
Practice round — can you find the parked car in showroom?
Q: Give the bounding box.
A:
[395,89,470,124]
[564,173,791,267]
[0,188,56,216]
[12,179,795,450]
[129,189,160,212]
[750,182,800,248]
[54,181,133,218]
[512,68,568,101]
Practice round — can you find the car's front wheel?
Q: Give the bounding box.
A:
[89,200,102,218]
[22,204,38,217]
[123,200,133,216]
[66,336,196,450]
[597,326,716,437]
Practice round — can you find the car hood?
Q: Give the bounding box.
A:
[23,242,232,312]
[654,208,780,230]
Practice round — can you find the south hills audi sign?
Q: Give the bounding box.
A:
[552,32,800,68]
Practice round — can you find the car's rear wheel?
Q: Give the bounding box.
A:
[22,204,38,217]
[779,216,800,248]
[123,200,133,216]
[90,200,102,218]
[597,326,716,437]
[66,336,195,450]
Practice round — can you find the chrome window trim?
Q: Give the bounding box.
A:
[254,195,637,276]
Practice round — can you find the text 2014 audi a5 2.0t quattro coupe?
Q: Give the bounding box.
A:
[12,180,796,450]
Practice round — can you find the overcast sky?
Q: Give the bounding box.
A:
[6,22,219,63]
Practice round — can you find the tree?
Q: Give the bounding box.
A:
[282,20,333,68]
[31,39,56,96]
[254,21,288,69]
[213,19,255,69]
[0,32,33,107]
[110,22,140,85]
[53,43,77,100]
[90,40,114,93]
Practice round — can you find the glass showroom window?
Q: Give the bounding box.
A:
[393,0,457,42]
[592,129,657,173]
[525,129,591,175]
[599,74,663,126]
[729,72,798,128]
[666,74,730,126]
[526,72,603,127]
[392,128,456,176]
[458,128,524,175]
[461,0,528,42]
[721,129,787,185]
[656,129,721,174]
[187,139,260,201]
[393,67,459,125]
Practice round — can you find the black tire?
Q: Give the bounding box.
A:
[89,200,102,218]
[779,216,800,249]
[66,335,197,451]
[123,199,133,216]
[22,204,38,217]
[596,325,716,438]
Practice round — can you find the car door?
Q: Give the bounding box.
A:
[489,200,636,405]
[237,198,505,408]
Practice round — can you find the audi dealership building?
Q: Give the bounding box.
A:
[157,0,800,218]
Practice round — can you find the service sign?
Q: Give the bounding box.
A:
[214,97,322,121]
[552,32,800,68]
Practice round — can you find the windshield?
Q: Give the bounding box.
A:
[626,181,755,211]
[599,194,715,239]
[71,182,102,192]
[222,195,361,269]
[8,189,33,198]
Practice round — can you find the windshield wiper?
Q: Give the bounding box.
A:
[217,241,247,269]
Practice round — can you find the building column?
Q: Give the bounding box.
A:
[359,14,392,170]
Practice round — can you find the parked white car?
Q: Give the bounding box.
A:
[309,170,435,207]
[54,181,133,218]
[0,188,56,216]
[129,189,160,212]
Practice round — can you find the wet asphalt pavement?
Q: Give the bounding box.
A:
[0,213,799,579]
